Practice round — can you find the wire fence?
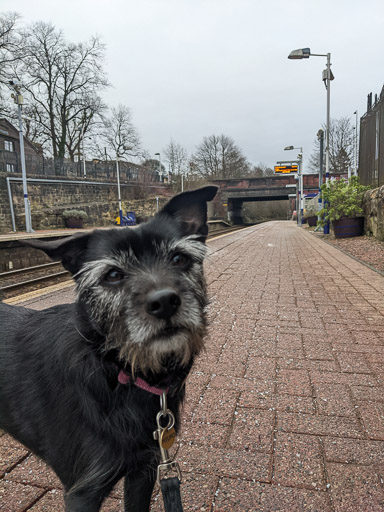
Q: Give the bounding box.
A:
[0,152,160,183]
[359,85,384,188]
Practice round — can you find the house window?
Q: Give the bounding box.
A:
[6,163,16,172]
[4,140,14,151]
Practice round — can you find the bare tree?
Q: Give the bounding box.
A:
[308,117,355,174]
[100,105,142,161]
[251,162,274,177]
[0,12,20,117]
[163,138,188,175]
[192,134,250,179]
[8,21,108,161]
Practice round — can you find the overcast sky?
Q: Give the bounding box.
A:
[3,0,384,170]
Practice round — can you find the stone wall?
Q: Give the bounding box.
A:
[364,185,384,241]
[0,173,171,233]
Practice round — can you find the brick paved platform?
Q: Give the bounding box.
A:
[1,221,384,511]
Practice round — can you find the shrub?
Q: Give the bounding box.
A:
[62,209,88,219]
[318,176,370,227]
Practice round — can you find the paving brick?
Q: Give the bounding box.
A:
[277,411,364,438]
[0,480,45,512]
[6,453,62,489]
[335,352,372,373]
[327,463,384,512]
[276,369,312,396]
[179,421,229,449]
[177,445,271,481]
[350,385,384,402]
[314,383,357,417]
[214,479,332,512]
[228,408,274,453]
[273,433,326,490]
[245,355,276,379]
[323,436,384,465]
[193,387,238,425]
[0,442,29,478]
[358,401,384,440]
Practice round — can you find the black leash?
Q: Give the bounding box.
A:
[153,392,184,512]
[160,477,183,512]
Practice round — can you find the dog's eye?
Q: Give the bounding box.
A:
[171,253,190,268]
[103,269,125,284]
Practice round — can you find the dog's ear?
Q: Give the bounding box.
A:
[22,232,91,275]
[160,186,218,241]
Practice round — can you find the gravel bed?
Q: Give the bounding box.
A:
[310,230,384,274]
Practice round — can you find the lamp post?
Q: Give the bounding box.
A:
[115,154,123,225]
[353,110,358,176]
[288,48,334,186]
[9,80,33,233]
[76,124,87,178]
[284,145,303,226]
[155,152,162,182]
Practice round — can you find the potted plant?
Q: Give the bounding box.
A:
[303,199,318,227]
[318,176,370,238]
[62,209,88,229]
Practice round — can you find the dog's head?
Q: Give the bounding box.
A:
[24,186,217,376]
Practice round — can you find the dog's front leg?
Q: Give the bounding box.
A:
[64,489,107,512]
[124,469,156,512]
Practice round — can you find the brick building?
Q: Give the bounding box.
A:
[0,118,42,174]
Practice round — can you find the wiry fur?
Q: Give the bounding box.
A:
[0,186,217,512]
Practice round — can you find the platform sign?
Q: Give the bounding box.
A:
[274,165,298,174]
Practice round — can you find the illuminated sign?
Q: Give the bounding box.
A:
[274,165,298,174]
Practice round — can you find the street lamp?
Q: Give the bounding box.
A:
[288,48,334,186]
[155,152,162,182]
[115,145,132,225]
[353,110,358,176]
[9,80,33,233]
[284,145,303,226]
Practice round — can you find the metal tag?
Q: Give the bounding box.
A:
[160,427,176,450]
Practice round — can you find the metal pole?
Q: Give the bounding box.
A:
[116,156,123,225]
[323,53,331,234]
[354,110,358,176]
[299,150,303,225]
[318,130,324,209]
[82,126,86,178]
[325,53,331,184]
[17,102,32,232]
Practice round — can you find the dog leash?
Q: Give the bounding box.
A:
[153,391,184,512]
[118,370,184,511]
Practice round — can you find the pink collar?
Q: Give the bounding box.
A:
[118,370,169,396]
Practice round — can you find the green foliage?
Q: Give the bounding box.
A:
[62,209,88,219]
[318,176,370,227]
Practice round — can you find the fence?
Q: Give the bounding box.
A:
[359,85,384,188]
[0,152,160,183]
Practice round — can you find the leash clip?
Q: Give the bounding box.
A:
[153,391,182,486]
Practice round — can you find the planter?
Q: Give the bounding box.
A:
[306,215,318,227]
[332,216,364,238]
[65,217,84,229]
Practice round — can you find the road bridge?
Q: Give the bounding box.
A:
[211,174,321,223]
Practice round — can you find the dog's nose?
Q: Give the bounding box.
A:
[146,289,181,319]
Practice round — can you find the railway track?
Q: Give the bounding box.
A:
[0,262,71,299]
[0,225,248,299]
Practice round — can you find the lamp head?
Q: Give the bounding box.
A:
[284,146,294,151]
[288,48,310,59]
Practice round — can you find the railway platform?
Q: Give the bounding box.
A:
[1,221,384,511]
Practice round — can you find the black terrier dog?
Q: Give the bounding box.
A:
[0,186,217,512]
